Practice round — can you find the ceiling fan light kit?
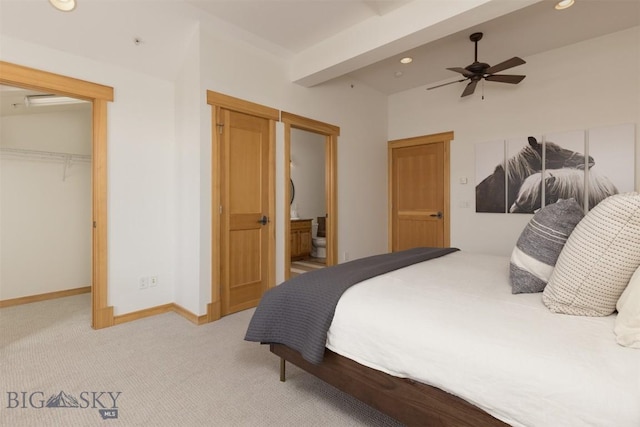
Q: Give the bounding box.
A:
[427,32,526,98]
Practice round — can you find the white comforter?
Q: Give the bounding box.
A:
[326,251,640,427]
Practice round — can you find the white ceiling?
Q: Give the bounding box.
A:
[184,0,640,94]
[185,0,412,55]
[350,0,640,94]
[0,0,638,98]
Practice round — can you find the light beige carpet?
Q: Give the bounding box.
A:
[0,295,402,426]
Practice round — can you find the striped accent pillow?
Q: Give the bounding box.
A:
[510,198,584,294]
[543,192,640,316]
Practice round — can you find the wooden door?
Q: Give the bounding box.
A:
[388,132,452,252]
[220,108,271,315]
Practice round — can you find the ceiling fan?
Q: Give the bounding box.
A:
[427,32,526,97]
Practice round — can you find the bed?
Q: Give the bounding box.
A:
[246,195,640,427]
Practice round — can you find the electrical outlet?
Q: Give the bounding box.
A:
[150,276,158,287]
[343,252,349,261]
[139,277,149,290]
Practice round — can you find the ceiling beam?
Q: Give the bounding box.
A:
[290,0,543,88]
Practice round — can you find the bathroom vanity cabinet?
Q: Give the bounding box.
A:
[290,219,312,261]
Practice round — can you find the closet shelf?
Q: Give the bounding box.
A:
[0,147,91,162]
[0,147,92,181]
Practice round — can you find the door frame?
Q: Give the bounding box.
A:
[281,112,339,279]
[388,131,453,251]
[0,61,114,329]
[206,90,278,321]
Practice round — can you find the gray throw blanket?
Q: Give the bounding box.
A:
[245,247,459,364]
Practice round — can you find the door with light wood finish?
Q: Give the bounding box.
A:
[388,132,452,252]
[218,108,272,315]
[208,90,276,321]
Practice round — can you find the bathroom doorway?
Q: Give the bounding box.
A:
[290,128,325,276]
[282,112,339,280]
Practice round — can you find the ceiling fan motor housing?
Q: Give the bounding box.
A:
[466,62,490,75]
[470,32,484,43]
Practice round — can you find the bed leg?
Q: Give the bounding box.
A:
[279,357,286,382]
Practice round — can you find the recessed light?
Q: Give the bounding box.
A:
[49,0,76,12]
[400,57,413,64]
[555,0,574,10]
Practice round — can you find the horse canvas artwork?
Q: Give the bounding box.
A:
[475,136,592,213]
[510,169,618,213]
[475,124,634,214]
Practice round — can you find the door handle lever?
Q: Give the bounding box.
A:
[258,215,269,225]
[429,211,443,219]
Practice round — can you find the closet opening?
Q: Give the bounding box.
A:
[0,85,92,311]
[0,61,114,329]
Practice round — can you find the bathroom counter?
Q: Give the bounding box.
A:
[290,219,312,261]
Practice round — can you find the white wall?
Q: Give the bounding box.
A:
[1,109,91,154]
[0,108,92,299]
[173,24,203,314]
[100,67,177,316]
[0,37,178,315]
[388,27,640,256]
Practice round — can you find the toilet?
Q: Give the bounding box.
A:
[311,216,327,259]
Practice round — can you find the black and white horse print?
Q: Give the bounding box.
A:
[510,168,618,213]
[475,136,594,213]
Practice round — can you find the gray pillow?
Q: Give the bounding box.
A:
[509,198,584,294]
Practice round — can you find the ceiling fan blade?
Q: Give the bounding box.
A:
[461,80,478,97]
[446,67,474,77]
[485,74,526,84]
[427,78,467,90]
[485,57,525,74]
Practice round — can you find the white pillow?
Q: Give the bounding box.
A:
[543,192,640,316]
[615,266,640,348]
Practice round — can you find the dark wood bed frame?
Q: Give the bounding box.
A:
[271,343,509,426]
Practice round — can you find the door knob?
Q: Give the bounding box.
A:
[258,215,269,225]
